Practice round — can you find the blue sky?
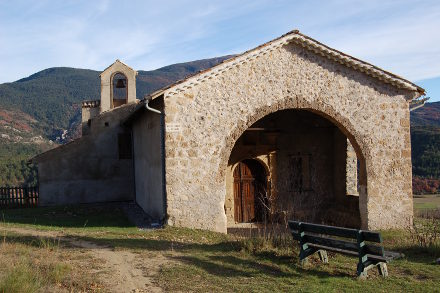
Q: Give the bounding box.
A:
[1,0,439,101]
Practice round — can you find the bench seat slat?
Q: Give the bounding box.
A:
[308,244,397,263]
[304,234,358,253]
[291,232,384,257]
[307,243,359,257]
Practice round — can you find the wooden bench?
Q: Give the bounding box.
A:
[288,220,402,278]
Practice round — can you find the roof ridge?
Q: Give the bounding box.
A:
[146,30,424,100]
[99,59,137,76]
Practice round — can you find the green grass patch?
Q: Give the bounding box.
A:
[0,204,135,232]
[0,261,45,293]
[0,230,102,292]
[414,194,440,211]
[0,240,72,293]
[1,204,440,292]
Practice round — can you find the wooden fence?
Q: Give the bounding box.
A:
[0,186,39,208]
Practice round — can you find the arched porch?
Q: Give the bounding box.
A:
[225,109,367,229]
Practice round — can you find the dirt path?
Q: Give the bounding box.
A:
[0,226,165,293]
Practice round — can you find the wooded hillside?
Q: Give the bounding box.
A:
[0,56,232,186]
[0,57,438,194]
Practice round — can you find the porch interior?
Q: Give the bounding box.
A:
[225,109,361,230]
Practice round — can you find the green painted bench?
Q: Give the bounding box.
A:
[288,220,402,278]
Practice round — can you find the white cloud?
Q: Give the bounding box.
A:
[308,1,440,80]
[0,0,439,83]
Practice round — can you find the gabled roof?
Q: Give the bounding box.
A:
[99,59,137,76]
[145,30,424,101]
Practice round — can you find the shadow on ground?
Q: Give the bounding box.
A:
[0,232,358,280]
[2,204,439,276]
[0,204,134,228]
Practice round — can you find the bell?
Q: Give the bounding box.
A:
[115,79,126,88]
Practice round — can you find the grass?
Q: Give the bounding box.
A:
[0,204,440,292]
[414,194,440,210]
[0,261,44,293]
[155,229,440,292]
[0,204,135,232]
[0,231,102,292]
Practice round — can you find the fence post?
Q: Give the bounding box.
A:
[19,187,23,205]
[24,187,29,206]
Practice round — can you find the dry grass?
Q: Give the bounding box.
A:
[0,231,104,292]
[1,204,440,292]
[413,194,440,211]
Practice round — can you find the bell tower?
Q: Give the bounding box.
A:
[99,59,138,113]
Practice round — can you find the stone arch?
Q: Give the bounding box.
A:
[110,71,128,108]
[226,155,272,225]
[220,96,371,228]
[230,158,269,223]
[229,156,271,177]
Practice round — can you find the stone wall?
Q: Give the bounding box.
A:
[132,98,165,220]
[163,41,416,233]
[81,104,100,135]
[346,140,359,195]
[34,103,138,205]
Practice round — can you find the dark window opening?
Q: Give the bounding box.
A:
[288,154,311,192]
[118,132,132,159]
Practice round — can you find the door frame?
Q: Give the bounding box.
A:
[233,159,268,223]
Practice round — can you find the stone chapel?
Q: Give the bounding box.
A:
[32,30,426,233]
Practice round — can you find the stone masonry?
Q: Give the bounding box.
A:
[162,37,419,233]
[32,30,423,234]
[346,140,359,195]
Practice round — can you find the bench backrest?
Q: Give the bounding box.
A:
[288,220,385,257]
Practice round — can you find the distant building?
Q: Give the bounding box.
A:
[32,30,425,233]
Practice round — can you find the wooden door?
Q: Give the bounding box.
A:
[234,161,263,223]
[240,163,255,222]
[233,166,242,222]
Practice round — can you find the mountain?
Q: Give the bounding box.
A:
[0,56,234,142]
[410,101,440,194]
[411,101,440,128]
[0,56,233,186]
[0,58,439,192]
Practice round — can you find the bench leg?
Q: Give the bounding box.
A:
[299,247,316,267]
[318,250,328,263]
[357,262,367,279]
[377,262,388,277]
